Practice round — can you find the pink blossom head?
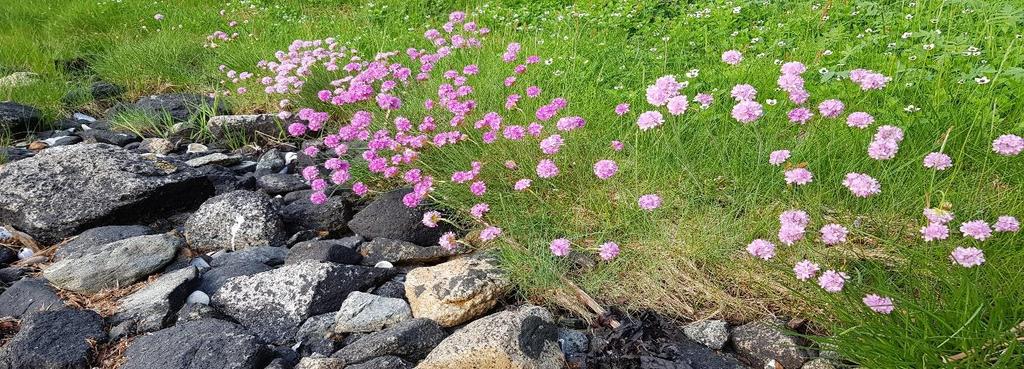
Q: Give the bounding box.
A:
[439,232,458,251]
[924,208,955,224]
[480,226,501,242]
[994,216,1020,233]
[730,84,757,102]
[793,260,819,281]
[959,220,992,241]
[667,95,689,116]
[818,99,845,118]
[817,270,847,292]
[599,242,620,261]
[694,93,714,108]
[731,101,763,124]
[950,246,985,267]
[422,211,442,227]
[513,178,532,191]
[550,238,571,257]
[746,239,775,260]
[863,294,895,314]
[787,108,813,124]
[920,223,950,242]
[614,103,630,116]
[611,140,624,151]
[992,134,1024,156]
[309,191,328,205]
[846,112,874,129]
[593,160,618,180]
[820,224,848,245]
[843,173,881,197]
[769,150,791,166]
[536,159,560,178]
[923,152,952,170]
[637,111,665,130]
[784,167,814,185]
[470,203,490,219]
[721,50,743,65]
[778,223,806,246]
[780,61,806,75]
[779,210,810,227]
[638,194,661,211]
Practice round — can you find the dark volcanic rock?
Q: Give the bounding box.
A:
[121,318,269,369]
[331,318,447,364]
[131,93,229,123]
[197,261,272,295]
[0,309,106,369]
[281,194,351,236]
[286,239,362,265]
[196,165,257,195]
[255,149,286,176]
[78,128,141,146]
[183,190,287,253]
[109,266,200,337]
[0,101,42,132]
[0,278,64,318]
[91,81,125,100]
[0,144,213,244]
[210,246,288,267]
[211,260,394,344]
[357,238,450,266]
[208,114,281,140]
[257,173,309,195]
[347,188,452,246]
[731,319,808,369]
[295,313,338,356]
[54,225,155,261]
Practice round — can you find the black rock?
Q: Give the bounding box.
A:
[255,149,285,176]
[0,309,106,369]
[357,238,450,266]
[208,114,281,140]
[78,128,141,146]
[130,93,229,123]
[372,280,406,300]
[287,239,362,265]
[108,266,200,338]
[0,247,16,266]
[347,188,453,246]
[0,144,213,244]
[91,81,124,100]
[0,101,42,133]
[331,318,448,364]
[0,147,33,162]
[0,267,26,284]
[197,261,272,295]
[210,246,288,267]
[196,164,257,195]
[295,313,337,356]
[257,173,309,195]
[121,318,270,369]
[281,194,351,236]
[346,356,412,369]
[176,302,226,322]
[54,225,155,261]
[0,278,65,318]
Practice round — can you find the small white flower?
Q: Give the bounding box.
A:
[975,76,990,85]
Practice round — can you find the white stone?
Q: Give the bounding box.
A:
[187,291,210,305]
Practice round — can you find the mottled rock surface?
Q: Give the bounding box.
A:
[417,305,564,369]
[331,318,447,364]
[405,255,511,327]
[0,309,106,369]
[184,190,287,252]
[347,188,452,246]
[121,318,269,369]
[332,291,412,333]
[0,278,64,318]
[731,319,808,369]
[43,233,181,293]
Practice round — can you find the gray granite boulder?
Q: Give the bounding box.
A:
[53,225,155,261]
[417,305,563,369]
[0,144,212,244]
[210,246,288,267]
[683,320,730,350]
[121,318,269,369]
[184,190,287,252]
[347,188,452,246]
[332,291,412,333]
[43,233,182,293]
[198,261,272,295]
[0,309,106,369]
[110,266,199,337]
[330,318,447,364]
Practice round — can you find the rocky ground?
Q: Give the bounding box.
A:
[0,95,844,369]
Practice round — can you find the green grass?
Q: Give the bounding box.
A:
[4,0,1024,367]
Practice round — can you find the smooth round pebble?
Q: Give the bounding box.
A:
[186,291,210,305]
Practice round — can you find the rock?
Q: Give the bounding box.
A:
[0,101,42,132]
[91,81,124,100]
[186,290,210,304]
[348,188,453,246]
[331,318,447,364]
[558,328,589,355]
[801,358,837,369]
[0,278,64,318]
[141,137,176,154]
[287,239,362,265]
[208,114,281,140]
[258,173,309,194]
[0,309,106,369]
[198,261,271,295]
[333,291,412,333]
[732,319,808,369]
[43,135,82,147]
[184,190,287,252]
[186,152,242,167]
[295,313,338,356]
[131,93,228,123]
[405,255,511,327]
[0,267,26,284]
[43,233,182,293]
[0,144,212,244]
[683,320,730,350]
[110,266,199,337]
[294,357,344,369]
[54,225,155,261]
[358,238,451,266]
[78,128,141,146]
[186,143,209,153]
[211,245,288,267]
[346,356,412,369]
[281,194,351,235]
[0,247,16,265]
[175,302,224,322]
[373,280,406,299]
[0,72,39,87]
[256,149,285,176]
[417,306,563,369]
[121,318,269,369]
[0,147,33,162]
[196,164,256,195]
[211,260,394,344]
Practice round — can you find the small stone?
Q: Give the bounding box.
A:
[294,357,345,369]
[558,329,589,355]
[373,280,405,299]
[184,190,287,252]
[358,238,451,266]
[683,320,730,350]
[256,149,285,176]
[732,319,809,369]
[121,318,269,369]
[281,194,351,235]
[0,101,41,132]
[175,302,224,322]
[417,305,564,369]
[802,358,837,369]
[375,261,394,269]
[295,313,338,356]
[141,138,176,155]
[287,239,362,265]
[0,278,64,318]
[0,309,106,369]
[208,114,281,140]
[257,173,309,194]
[28,140,48,150]
[43,233,182,293]
[186,143,209,153]
[110,266,199,336]
[43,135,83,147]
[186,290,210,305]
[331,318,447,364]
[17,248,33,260]
[347,188,454,246]
[404,255,511,327]
[78,128,141,146]
[333,291,412,333]
[186,153,242,167]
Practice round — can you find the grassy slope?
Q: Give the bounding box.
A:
[3,0,1024,367]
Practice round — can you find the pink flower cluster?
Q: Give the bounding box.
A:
[867,125,904,160]
[992,134,1024,156]
[849,69,891,90]
[843,172,881,197]
[778,209,809,245]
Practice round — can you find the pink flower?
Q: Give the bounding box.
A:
[470,181,487,196]
[874,126,905,142]
[787,108,813,124]
[924,208,955,224]
[154,13,164,20]
[667,95,689,115]
[526,85,541,97]
[780,61,806,75]
[599,242,620,261]
[615,103,630,116]
[793,260,820,281]
[556,116,586,132]
[784,167,814,185]
[769,150,790,166]
[637,111,665,130]
[550,238,571,256]
[778,223,806,245]
[992,134,1024,156]
[731,101,763,124]
[721,50,743,65]
[470,203,490,219]
[287,122,308,137]
[310,191,327,205]
[779,210,810,227]
[536,159,559,178]
[920,223,950,242]
[352,182,368,196]
[645,75,681,106]
[439,232,458,251]
[694,93,714,108]
[746,239,775,260]
[863,294,895,314]
[611,140,624,151]
[480,226,501,242]
[777,74,804,93]
[818,99,845,118]
[846,112,874,129]
[923,152,952,170]
[843,173,881,197]
[422,211,442,227]
[950,246,985,268]
[820,224,848,245]
[994,216,1019,232]
[513,178,532,191]
[817,270,847,292]
[730,84,757,102]
[539,134,564,155]
[959,220,992,241]
[593,160,618,180]
[638,194,662,211]
[867,140,900,160]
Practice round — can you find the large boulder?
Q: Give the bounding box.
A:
[0,101,41,132]
[731,319,809,369]
[347,188,453,246]
[330,318,447,364]
[53,225,155,261]
[184,190,287,253]
[121,318,270,369]
[211,260,394,344]
[0,144,212,244]
[332,291,412,333]
[131,93,228,123]
[208,114,281,140]
[281,193,351,235]
[0,309,106,369]
[0,277,64,318]
[110,266,199,337]
[417,305,564,369]
[405,255,511,327]
[43,233,182,293]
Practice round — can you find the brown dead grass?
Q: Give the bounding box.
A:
[91,337,133,369]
